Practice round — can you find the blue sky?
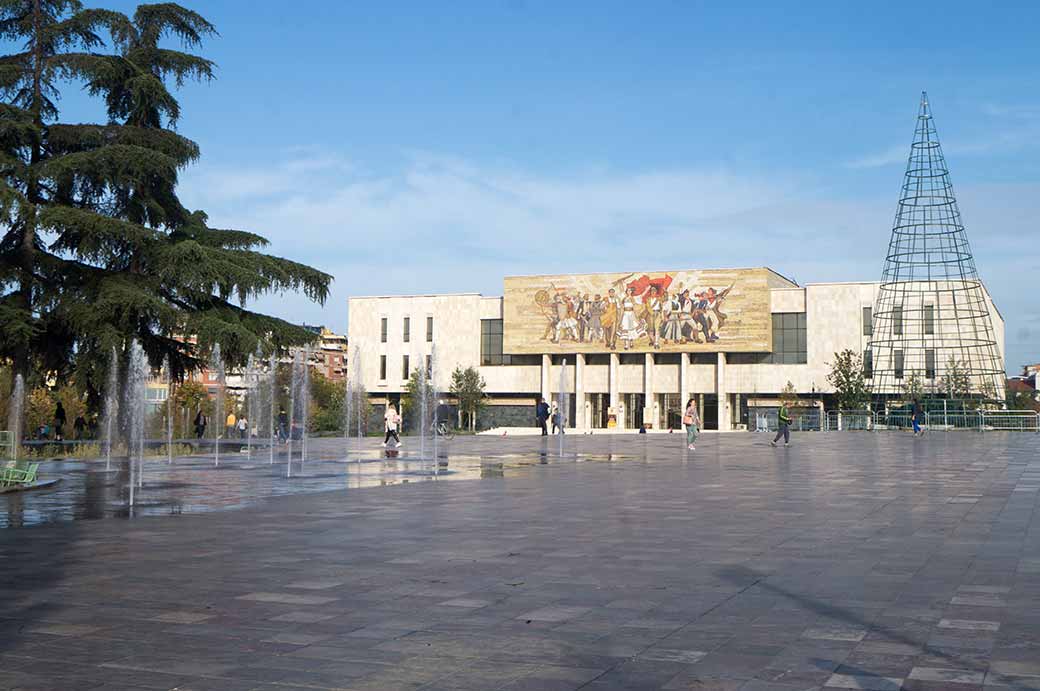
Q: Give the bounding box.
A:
[31,1,1040,372]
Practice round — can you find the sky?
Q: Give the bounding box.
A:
[27,1,1040,373]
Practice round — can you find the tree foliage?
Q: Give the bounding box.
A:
[0,1,331,397]
[940,357,971,399]
[826,349,870,409]
[779,380,798,408]
[449,365,485,431]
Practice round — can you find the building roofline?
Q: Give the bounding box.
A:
[348,292,484,300]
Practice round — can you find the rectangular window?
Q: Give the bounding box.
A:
[426,316,433,342]
[425,354,431,377]
[894,350,904,379]
[768,313,807,364]
[863,349,873,378]
[924,305,935,335]
[380,317,388,343]
[862,307,873,336]
[925,349,936,379]
[403,317,410,343]
[893,306,903,336]
[379,355,387,380]
[481,318,504,365]
[402,355,410,380]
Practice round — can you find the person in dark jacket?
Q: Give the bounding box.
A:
[912,399,924,436]
[54,402,67,441]
[535,399,550,436]
[194,410,207,439]
[73,415,86,440]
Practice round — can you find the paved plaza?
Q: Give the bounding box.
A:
[1,432,1039,690]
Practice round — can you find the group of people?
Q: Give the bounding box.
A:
[37,402,92,441]
[192,410,256,440]
[534,399,567,435]
[539,275,731,350]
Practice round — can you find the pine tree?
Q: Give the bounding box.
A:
[0,2,331,393]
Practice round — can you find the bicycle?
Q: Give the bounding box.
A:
[435,421,455,440]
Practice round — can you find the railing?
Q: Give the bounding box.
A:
[750,409,1039,433]
[0,431,12,460]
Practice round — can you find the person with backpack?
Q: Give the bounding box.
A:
[683,397,701,450]
[770,402,792,447]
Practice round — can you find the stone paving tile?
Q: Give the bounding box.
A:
[1,434,1038,689]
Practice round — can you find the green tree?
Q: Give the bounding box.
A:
[449,365,485,432]
[401,367,435,433]
[939,357,971,399]
[0,2,330,394]
[826,349,870,409]
[901,371,925,401]
[307,368,342,433]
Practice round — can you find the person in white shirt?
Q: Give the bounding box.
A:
[383,404,402,447]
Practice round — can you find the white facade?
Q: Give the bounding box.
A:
[348,277,1004,431]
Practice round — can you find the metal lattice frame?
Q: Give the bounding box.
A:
[869,93,1005,406]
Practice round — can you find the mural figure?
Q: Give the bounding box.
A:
[531,273,733,350]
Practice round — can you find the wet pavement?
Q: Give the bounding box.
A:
[1,431,1039,690]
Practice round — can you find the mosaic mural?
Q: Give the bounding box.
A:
[503,268,774,354]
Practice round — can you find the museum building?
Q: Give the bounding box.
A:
[347,267,1004,432]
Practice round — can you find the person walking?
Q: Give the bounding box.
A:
[536,398,550,436]
[683,397,701,450]
[277,408,289,442]
[54,401,67,441]
[770,402,792,447]
[911,399,924,436]
[237,416,248,439]
[225,411,236,439]
[383,404,402,447]
[73,414,86,440]
[194,410,207,439]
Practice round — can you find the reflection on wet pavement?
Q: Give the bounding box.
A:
[0,436,643,528]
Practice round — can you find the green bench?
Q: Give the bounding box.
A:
[0,460,39,488]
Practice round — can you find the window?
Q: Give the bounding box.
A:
[893,306,903,336]
[425,354,431,377]
[894,350,904,379]
[862,307,873,336]
[426,316,434,342]
[145,387,168,402]
[379,355,387,380]
[480,319,538,365]
[403,317,410,343]
[380,317,388,343]
[769,313,807,364]
[924,305,935,335]
[925,349,936,379]
[726,353,770,364]
[402,355,410,380]
[863,349,873,378]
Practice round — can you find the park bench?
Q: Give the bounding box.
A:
[0,460,39,488]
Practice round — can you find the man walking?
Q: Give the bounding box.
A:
[911,399,924,436]
[770,402,792,447]
[536,398,550,436]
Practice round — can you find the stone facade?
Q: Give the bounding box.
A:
[348,275,1005,432]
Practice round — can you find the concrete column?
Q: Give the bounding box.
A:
[575,353,586,430]
[717,352,730,431]
[609,352,621,429]
[643,353,655,428]
[679,352,689,411]
[540,354,551,403]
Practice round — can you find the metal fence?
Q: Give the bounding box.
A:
[0,431,12,459]
[750,409,1039,433]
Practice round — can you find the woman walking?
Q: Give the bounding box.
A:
[383,404,402,448]
[683,398,700,450]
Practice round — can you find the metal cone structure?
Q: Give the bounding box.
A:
[869,92,1005,406]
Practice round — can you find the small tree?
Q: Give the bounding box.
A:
[940,357,971,399]
[826,349,870,409]
[25,387,53,437]
[402,367,435,433]
[901,371,925,401]
[779,380,798,408]
[450,366,486,431]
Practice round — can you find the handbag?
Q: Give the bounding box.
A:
[682,414,693,425]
